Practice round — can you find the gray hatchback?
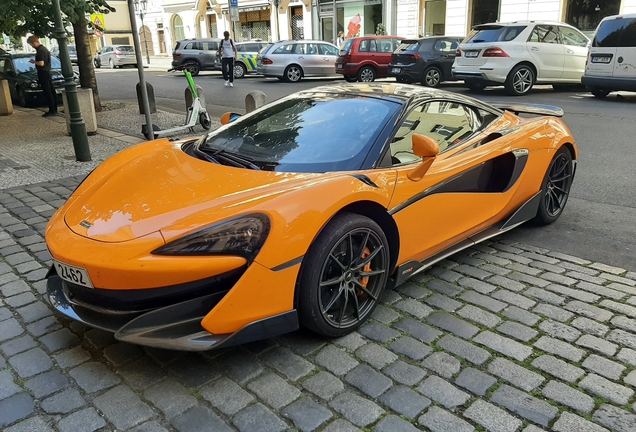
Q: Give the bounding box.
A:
[171,38,222,76]
[256,40,340,82]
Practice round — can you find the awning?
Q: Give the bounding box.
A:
[221,1,270,12]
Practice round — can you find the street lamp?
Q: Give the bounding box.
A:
[134,0,150,64]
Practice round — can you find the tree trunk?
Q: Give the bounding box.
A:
[72,11,102,112]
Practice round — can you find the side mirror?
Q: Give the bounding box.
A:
[408,134,440,181]
[220,112,242,125]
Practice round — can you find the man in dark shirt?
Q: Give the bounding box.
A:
[27,35,57,116]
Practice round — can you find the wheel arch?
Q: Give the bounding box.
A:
[511,61,538,82]
[560,142,577,161]
[286,63,304,75]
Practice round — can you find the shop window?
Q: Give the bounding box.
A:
[173,15,185,42]
[565,0,621,34]
[471,0,500,27]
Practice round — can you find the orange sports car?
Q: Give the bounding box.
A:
[45,84,577,351]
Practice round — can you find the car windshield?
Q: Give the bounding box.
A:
[464,25,527,43]
[201,94,400,173]
[116,46,134,52]
[13,56,62,73]
[340,39,353,55]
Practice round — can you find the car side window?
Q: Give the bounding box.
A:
[529,25,560,44]
[273,44,293,54]
[559,26,588,47]
[378,40,393,52]
[306,43,319,55]
[359,40,369,52]
[293,44,307,54]
[434,39,455,52]
[389,101,483,165]
[369,40,378,52]
[319,44,339,55]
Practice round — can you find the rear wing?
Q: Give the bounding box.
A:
[492,103,564,117]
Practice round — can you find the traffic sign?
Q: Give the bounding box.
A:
[230,0,238,7]
[230,7,239,21]
[90,14,105,30]
[94,29,104,38]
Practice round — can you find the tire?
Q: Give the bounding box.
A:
[533,147,574,225]
[297,213,390,337]
[109,59,116,69]
[234,62,247,79]
[277,77,285,81]
[505,64,535,96]
[344,75,357,82]
[284,64,303,82]
[185,61,200,76]
[18,88,30,107]
[94,58,100,68]
[421,66,442,87]
[465,81,487,91]
[590,88,610,98]
[357,66,376,82]
[199,112,211,130]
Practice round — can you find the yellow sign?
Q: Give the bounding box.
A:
[90,14,105,30]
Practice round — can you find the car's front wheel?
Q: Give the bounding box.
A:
[284,64,303,82]
[94,58,100,68]
[234,62,247,79]
[533,147,574,225]
[505,64,535,96]
[590,88,610,98]
[297,213,390,337]
[422,66,442,87]
[465,80,487,91]
[18,88,30,107]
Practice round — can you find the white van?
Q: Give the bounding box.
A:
[582,14,636,97]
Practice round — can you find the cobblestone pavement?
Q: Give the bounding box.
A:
[2,177,636,432]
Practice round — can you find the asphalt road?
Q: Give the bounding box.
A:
[94,68,636,269]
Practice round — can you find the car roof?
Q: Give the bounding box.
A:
[599,13,636,21]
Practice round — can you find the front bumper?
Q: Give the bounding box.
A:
[47,272,299,351]
[581,75,636,92]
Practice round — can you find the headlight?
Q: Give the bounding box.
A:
[30,82,39,88]
[152,214,270,260]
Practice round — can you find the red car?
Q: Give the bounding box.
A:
[336,36,405,82]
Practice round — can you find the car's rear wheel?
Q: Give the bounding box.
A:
[344,75,357,82]
[590,88,610,98]
[533,147,574,225]
[298,213,390,337]
[234,62,247,79]
[465,81,487,91]
[505,64,535,96]
[357,66,376,82]
[284,65,303,82]
[94,58,100,68]
[422,66,442,87]
[185,61,200,76]
[109,59,116,69]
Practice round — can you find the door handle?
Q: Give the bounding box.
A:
[323,57,329,60]
[566,49,574,54]
[298,56,304,59]
[531,47,539,51]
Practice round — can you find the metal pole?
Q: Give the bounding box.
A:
[52,0,91,161]
[128,0,154,140]
[141,14,150,64]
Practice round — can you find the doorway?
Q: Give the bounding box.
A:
[471,0,500,27]
[321,16,334,43]
[140,25,155,57]
[157,30,166,54]
[425,0,446,36]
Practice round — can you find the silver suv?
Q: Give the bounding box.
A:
[171,38,222,76]
[256,40,340,82]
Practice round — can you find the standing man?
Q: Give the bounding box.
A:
[219,31,238,87]
[27,36,57,116]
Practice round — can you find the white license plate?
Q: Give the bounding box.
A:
[592,56,611,63]
[54,260,94,288]
[465,51,479,58]
[336,64,343,69]
[391,67,401,74]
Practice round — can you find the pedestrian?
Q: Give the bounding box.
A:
[336,31,345,48]
[218,31,237,87]
[27,35,57,117]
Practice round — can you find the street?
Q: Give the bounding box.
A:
[95,68,636,269]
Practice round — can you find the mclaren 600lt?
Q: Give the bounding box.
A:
[45,83,577,351]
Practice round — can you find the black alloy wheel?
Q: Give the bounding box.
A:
[298,213,390,337]
[94,58,101,68]
[534,147,574,224]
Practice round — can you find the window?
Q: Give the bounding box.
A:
[184,42,198,50]
[378,40,393,53]
[593,18,636,47]
[434,39,458,52]
[389,101,485,165]
[528,25,560,44]
[359,39,369,52]
[293,44,306,54]
[396,40,420,52]
[272,44,293,54]
[559,26,588,47]
[340,38,354,54]
[306,43,319,54]
[202,41,218,50]
[319,44,339,55]
[465,25,527,43]
[173,15,185,42]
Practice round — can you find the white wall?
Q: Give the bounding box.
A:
[445,0,469,35]
[396,0,420,38]
[622,0,636,13]
[500,0,561,23]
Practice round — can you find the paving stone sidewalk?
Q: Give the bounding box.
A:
[2,176,636,432]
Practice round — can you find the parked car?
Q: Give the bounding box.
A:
[256,40,340,82]
[44,83,578,350]
[335,35,405,82]
[52,44,78,63]
[388,36,463,87]
[213,40,270,78]
[93,45,137,69]
[452,21,590,95]
[582,13,636,98]
[0,52,79,107]
[171,38,221,76]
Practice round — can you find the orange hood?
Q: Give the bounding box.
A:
[64,142,324,243]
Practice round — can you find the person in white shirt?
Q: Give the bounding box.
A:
[218,31,238,87]
[336,31,345,48]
